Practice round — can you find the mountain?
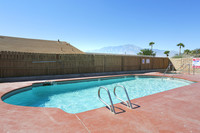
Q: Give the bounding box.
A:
[87,44,141,55]
[86,44,178,57]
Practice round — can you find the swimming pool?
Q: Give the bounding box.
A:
[2,76,194,114]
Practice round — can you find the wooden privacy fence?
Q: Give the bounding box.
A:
[0,51,169,78]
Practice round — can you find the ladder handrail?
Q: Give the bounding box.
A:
[171,63,190,78]
[175,63,190,73]
[163,63,172,75]
[98,86,116,114]
[113,85,133,109]
[176,64,186,72]
[181,64,190,72]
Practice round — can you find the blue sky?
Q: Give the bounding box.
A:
[0,0,200,52]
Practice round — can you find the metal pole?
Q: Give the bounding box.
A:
[193,65,195,75]
[188,64,190,74]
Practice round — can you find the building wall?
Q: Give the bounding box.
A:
[0,51,169,78]
[0,36,84,54]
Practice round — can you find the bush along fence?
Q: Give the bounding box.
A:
[0,51,169,78]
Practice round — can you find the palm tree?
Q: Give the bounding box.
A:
[164,51,170,57]
[177,43,185,55]
[149,42,155,51]
[184,49,190,54]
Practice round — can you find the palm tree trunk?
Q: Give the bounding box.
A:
[179,46,181,55]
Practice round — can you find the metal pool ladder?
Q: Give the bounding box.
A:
[114,85,133,109]
[98,85,133,114]
[163,63,172,75]
[98,86,116,114]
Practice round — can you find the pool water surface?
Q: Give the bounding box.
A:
[2,76,194,113]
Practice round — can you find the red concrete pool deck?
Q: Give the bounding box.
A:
[0,73,200,133]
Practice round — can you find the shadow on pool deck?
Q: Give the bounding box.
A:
[120,102,141,109]
[106,106,126,114]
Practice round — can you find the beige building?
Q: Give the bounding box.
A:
[0,35,84,54]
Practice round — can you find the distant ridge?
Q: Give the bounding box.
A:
[87,44,178,57]
[87,44,140,55]
[0,35,84,54]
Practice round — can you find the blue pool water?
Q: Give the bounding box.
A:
[2,76,194,114]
